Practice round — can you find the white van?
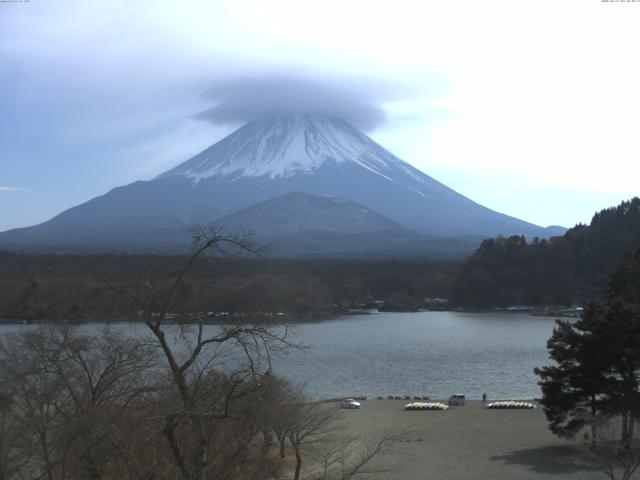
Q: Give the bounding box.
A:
[448,394,466,406]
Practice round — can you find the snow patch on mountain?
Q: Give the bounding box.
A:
[160,114,424,184]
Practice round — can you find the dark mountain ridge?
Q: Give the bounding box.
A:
[216,192,407,236]
[214,192,481,258]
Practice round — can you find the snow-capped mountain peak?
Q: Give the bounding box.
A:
[160,114,420,183]
[0,112,557,254]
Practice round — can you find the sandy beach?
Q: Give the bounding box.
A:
[336,399,604,480]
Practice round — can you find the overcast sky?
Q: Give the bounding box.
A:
[1,0,639,231]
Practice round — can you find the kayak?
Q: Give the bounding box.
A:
[486,401,536,409]
[404,402,449,411]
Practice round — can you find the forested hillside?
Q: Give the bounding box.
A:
[451,197,640,308]
[0,253,460,321]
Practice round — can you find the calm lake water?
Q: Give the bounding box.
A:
[0,311,558,400]
[270,311,557,400]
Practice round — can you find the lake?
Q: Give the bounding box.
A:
[270,311,557,400]
[0,311,559,400]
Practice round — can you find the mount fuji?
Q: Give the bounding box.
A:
[0,114,563,256]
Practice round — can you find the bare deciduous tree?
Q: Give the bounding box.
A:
[309,430,405,480]
[0,326,159,480]
[0,226,401,480]
[287,400,340,480]
[581,415,640,480]
[114,226,293,480]
[0,391,26,480]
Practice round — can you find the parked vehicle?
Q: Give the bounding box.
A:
[341,398,361,409]
[448,394,466,406]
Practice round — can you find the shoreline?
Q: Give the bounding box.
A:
[337,399,600,479]
[0,304,581,325]
[323,395,541,403]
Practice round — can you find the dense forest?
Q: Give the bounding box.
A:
[0,251,460,322]
[4,197,639,319]
[451,197,640,308]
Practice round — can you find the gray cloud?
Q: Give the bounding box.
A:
[194,75,405,131]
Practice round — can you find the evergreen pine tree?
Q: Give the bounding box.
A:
[536,249,640,445]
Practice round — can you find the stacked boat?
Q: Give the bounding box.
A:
[486,401,536,410]
[404,402,449,411]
